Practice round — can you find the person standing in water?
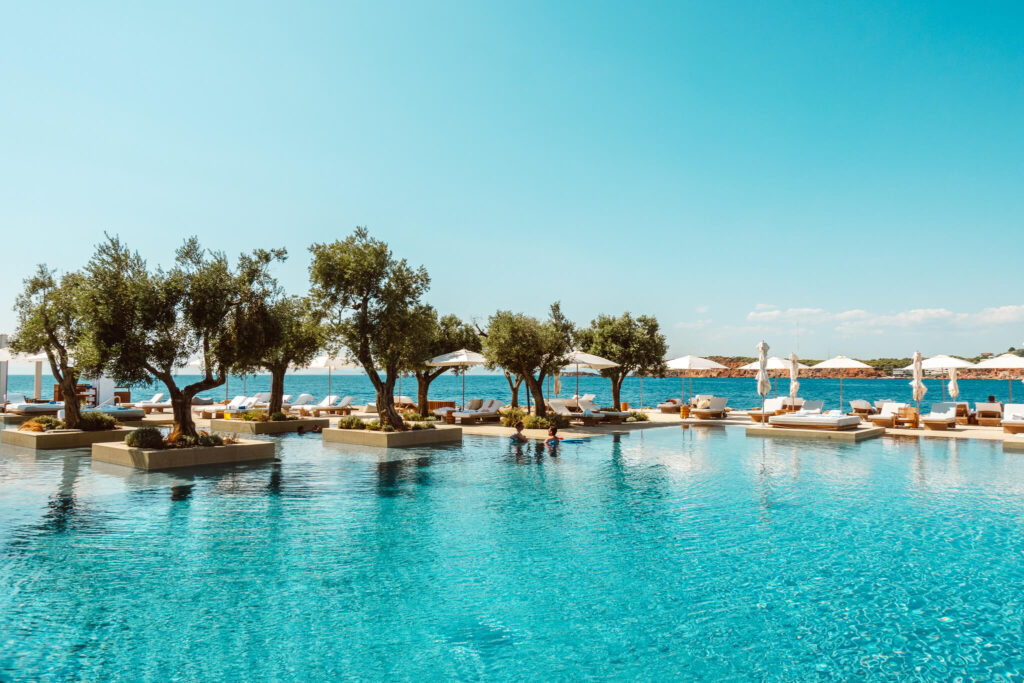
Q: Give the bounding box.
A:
[545,426,560,447]
[510,420,528,443]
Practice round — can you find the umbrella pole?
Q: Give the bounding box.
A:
[839,377,843,413]
[640,375,643,410]
[328,367,332,399]
[576,363,579,400]
[462,371,465,411]
[1010,377,1013,403]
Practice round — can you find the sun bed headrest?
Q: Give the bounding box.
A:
[467,398,483,411]
[928,402,957,417]
[337,396,354,408]
[975,402,1002,413]
[5,392,27,404]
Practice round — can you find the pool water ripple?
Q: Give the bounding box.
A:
[4,428,1024,679]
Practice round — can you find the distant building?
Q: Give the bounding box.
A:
[891,369,909,377]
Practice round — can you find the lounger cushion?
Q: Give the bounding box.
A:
[769,414,860,428]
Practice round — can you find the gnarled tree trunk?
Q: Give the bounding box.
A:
[611,373,625,411]
[58,370,82,429]
[268,366,287,415]
[368,365,403,429]
[525,374,547,417]
[157,368,223,439]
[504,372,522,408]
[414,368,445,417]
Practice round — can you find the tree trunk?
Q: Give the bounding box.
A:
[58,370,82,429]
[525,374,547,417]
[611,374,623,411]
[368,367,404,429]
[415,371,432,417]
[504,372,521,408]
[170,388,198,438]
[268,367,286,415]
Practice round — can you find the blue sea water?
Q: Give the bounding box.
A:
[2,427,1024,679]
[5,373,1021,411]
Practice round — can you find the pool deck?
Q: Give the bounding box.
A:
[34,408,1022,450]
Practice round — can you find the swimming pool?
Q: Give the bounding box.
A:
[2,427,1024,679]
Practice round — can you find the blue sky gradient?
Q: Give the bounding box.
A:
[2,1,1023,359]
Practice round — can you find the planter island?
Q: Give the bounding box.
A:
[322,425,462,448]
[92,439,276,471]
[2,427,137,451]
[209,417,330,435]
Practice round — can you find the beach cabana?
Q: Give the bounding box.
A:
[810,355,871,412]
[665,355,727,404]
[975,353,1024,401]
[427,349,487,410]
[0,348,48,402]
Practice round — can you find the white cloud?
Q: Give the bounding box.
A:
[746,307,827,323]
[695,305,709,314]
[744,303,1024,336]
[676,319,712,329]
[754,303,778,311]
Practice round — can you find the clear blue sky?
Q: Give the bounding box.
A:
[2,1,1023,360]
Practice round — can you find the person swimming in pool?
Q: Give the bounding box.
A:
[510,420,527,443]
[545,426,560,447]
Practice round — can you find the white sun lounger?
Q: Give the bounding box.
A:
[1002,404,1024,434]
[692,397,728,419]
[921,402,957,430]
[769,412,861,430]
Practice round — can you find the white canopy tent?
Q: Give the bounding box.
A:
[665,355,727,404]
[0,347,49,401]
[810,355,871,411]
[427,349,488,410]
[975,353,1024,401]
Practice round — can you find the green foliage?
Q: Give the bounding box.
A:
[522,414,550,430]
[577,313,667,406]
[239,410,267,422]
[866,358,913,374]
[364,420,382,431]
[309,228,432,429]
[78,412,117,431]
[10,265,90,428]
[483,303,574,415]
[79,235,285,437]
[337,415,366,430]
[409,421,435,430]
[401,411,435,422]
[197,434,224,447]
[547,413,570,429]
[269,411,291,422]
[126,427,165,449]
[18,416,66,432]
[382,425,396,433]
[627,410,649,422]
[500,407,527,427]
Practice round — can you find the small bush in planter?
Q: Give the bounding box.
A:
[337,416,365,430]
[197,434,224,447]
[522,415,549,430]
[269,411,291,422]
[125,426,165,449]
[239,410,268,422]
[18,416,66,432]
[365,420,382,431]
[628,411,649,422]
[410,421,435,431]
[547,414,570,429]
[382,425,395,433]
[401,411,435,423]
[79,412,117,431]
[500,407,526,427]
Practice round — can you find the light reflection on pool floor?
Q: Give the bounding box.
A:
[2,427,1024,680]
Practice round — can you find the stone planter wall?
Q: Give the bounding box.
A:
[322,425,462,448]
[2,427,136,450]
[209,418,329,434]
[91,439,276,470]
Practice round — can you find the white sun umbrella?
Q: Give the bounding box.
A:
[428,349,487,410]
[910,351,927,412]
[810,355,871,411]
[562,350,618,406]
[904,355,975,401]
[665,355,727,403]
[947,367,961,402]
[739,356,808,396]
[976,353,1024,401]
[756,341,772,415]
[320,355,363,399]
[788,353,801,399]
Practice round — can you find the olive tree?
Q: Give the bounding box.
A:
[10,266,89,428]
[309,228,431,429]
[407,311,482,416]
[80,235,284,438]
[236,296,324,415]
[482,303,573,417]
[576,312,668,409]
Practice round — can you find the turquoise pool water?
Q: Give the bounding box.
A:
[3,427,1024,679]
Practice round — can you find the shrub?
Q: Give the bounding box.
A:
[500,407,526,427]
[522,414,549,430]
[197,434,223,447]
[628,411,649,422]
[337,415,365,430]
[173,435,198,448]
[547,413,570,429]
[365,420,382,431]
[410,421,435,430]
[269,411,291,422]
[382,425,395,433]
[78,412,117,431]
[125,426,165,449]
[239,410,268,422]
[401,411,435,423]
[19,416,65,432]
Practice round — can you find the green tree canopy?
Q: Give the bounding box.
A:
[482,303,573,417]
[309,228,432,429]
[406,311,482,416]
[10,266,90,428]
[576,312,668,408]
[234,295,325,415]
[79,235,284,437]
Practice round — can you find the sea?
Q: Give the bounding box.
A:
[5,373,1019,411]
